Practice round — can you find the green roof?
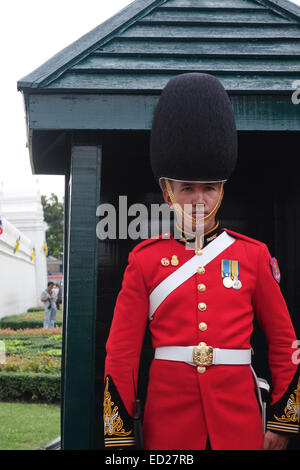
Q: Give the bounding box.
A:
[18,0,300,94]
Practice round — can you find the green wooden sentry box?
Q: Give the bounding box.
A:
[18,0,300,450]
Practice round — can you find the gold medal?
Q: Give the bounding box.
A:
[223,276,233,288]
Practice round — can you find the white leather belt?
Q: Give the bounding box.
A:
[155,345,252,367]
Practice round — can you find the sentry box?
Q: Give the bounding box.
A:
[18,0,300,450]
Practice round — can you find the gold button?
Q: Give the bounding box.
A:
[197,266,205,275]
[198,302,207,311]
[195,248,203,256]
[197,366,206,374]
[197,283,206,292]
[199,322,207,331]
[199,342,207,347]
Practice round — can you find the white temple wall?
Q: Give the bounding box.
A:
[0,216,37,318]
[0,184,48,313]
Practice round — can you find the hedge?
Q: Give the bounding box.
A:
[0,372,60,402]
[0,316,62,330]
[0,318,45,329]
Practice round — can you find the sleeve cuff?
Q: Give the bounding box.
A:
[103,375,136,448]
[266,370,300,436]
[266,421,299,435]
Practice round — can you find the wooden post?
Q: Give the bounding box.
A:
[61,145,101,450]
[60,172,70,447]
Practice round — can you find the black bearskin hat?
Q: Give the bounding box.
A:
[150,73,237,183]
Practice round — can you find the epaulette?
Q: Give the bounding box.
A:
[131,233,172,254]
[223,228,265,247]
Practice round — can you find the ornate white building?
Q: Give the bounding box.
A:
[0,182,48,318]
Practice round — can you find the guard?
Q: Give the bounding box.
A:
[103,73,300,450]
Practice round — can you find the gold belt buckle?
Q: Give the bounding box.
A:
[193,344,214,367]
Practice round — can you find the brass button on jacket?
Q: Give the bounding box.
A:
[198,302,207,311]
[197,266,205,275]
[197,366,206,374]
[197,283,206,292]
[199,322,208,331]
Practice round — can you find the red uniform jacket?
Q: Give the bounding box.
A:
[104,228,300,450]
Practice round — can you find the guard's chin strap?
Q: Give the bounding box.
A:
[165,178,224,226]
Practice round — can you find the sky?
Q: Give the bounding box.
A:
[0,0,133,201]
[1,0,300,202]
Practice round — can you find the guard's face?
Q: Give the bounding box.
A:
[163,180,221,232]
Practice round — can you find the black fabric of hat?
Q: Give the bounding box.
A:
[150,73,237,183]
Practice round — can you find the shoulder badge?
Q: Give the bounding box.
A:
[270,257,281,283]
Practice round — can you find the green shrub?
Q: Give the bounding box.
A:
[0,355,61,374]
[0,373,60,402]
[27,307,44,312]
[0,315,62,402]
[2,335,62,359]
[0,315,62,330]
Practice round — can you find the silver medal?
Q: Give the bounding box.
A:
[232,278,242,290]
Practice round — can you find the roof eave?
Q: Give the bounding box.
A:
[17,0,167,92]
[257,0,300,21]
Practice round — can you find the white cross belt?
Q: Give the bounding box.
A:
[149,231,236,320]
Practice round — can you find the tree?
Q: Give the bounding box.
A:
[41,193,64,258]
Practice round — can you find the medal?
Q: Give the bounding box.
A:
[222,260,242,289]
[232,279,242,290]
[221,260,233,288]
[232,260,242,290]
[223,276,233,288]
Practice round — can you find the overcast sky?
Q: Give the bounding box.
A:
[1,0,300,201]
[0,1,132,201]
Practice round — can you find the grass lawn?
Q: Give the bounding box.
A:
[0,402,60,450]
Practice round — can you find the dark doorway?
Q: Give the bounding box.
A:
[95,130,300,449]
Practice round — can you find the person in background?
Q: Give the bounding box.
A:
[41,282,57,329]
[57,282,63,311]
[52,284,59,309]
